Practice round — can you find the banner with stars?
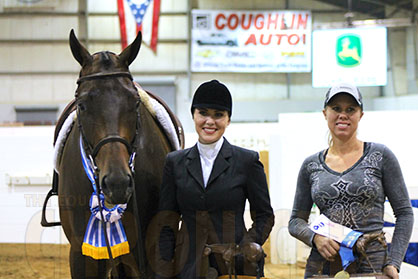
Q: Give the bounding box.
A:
[117,0,161,52]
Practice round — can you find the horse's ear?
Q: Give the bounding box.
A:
[119,31,142,66]
[69,29,92,66]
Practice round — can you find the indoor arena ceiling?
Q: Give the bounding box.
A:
[315,0,414,19]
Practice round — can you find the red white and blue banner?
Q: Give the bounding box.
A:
[117,0,161,52]
[191,9,312,73]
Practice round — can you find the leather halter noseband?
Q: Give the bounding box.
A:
[76,71,138,172]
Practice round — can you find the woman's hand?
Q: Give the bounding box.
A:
[383,265,399,279]
[313,234,340,261]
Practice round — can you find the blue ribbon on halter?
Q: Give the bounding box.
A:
[339,230,363,270]
[79,136,130,259]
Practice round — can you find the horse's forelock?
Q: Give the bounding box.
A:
[88,51,119,70]
[103,52,112,66]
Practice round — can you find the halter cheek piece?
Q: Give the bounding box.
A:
[76,71,139,175]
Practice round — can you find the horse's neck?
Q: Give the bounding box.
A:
[138,103,171,152]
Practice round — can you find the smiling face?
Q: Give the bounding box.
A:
[193,107,230,144]
[323,93,364,142]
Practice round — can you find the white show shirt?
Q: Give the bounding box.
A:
[197,137,224,187]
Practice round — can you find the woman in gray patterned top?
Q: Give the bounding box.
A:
[288,83,413,279]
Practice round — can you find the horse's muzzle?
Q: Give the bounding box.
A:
[101,173,134,205]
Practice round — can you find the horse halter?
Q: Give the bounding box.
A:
[76,71,133,84]
[76,71,139,175]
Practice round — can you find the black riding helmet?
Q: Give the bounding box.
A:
[191,80,232,117]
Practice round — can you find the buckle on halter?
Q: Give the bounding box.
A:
[88,154,99,175]
[129,152,136,173]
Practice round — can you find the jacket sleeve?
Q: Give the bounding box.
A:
[288,158,316,247]
[382,146,414,270]
[243,151,275,245]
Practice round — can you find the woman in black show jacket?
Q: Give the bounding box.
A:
[154,80,274,279]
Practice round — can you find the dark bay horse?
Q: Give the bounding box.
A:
[57,29,176,278]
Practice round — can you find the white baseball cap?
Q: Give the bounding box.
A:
[324,83,363,109]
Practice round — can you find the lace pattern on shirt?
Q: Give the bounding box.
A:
[310,151,383,229]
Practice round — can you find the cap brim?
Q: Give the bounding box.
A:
[325,92,362,107]
[192,103,231,112]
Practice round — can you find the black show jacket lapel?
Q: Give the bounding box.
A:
[186,145,205,189]
[206,140,232,188]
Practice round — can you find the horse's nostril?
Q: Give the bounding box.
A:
[100,173,133,204]
[118,174,131,188]
[127,175,134,188]
[101,175,108,190]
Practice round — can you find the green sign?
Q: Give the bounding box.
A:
[336,34,362,67]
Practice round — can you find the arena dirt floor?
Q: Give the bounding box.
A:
[0,243,305,279]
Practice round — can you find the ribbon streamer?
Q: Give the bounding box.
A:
[79,136,130,259]
[339,230,363,270]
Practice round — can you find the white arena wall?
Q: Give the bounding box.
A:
[1,110,418,268]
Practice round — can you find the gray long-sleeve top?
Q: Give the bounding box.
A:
[288,142,414,270]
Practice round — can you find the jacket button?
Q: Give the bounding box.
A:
[200,195,204,199]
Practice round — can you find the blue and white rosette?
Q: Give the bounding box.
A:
[79,136,130,259]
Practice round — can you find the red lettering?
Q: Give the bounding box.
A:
[241,14,252,30]
[243,33,304,46]
[288,34,300,45]
[267,14,279,30]
[260,34,272,45]
[297,13,309,29]
[244,34,257,45]
[254,14,264,30]
[290,14,295,29]
[215,14,226,30]
[228,14,239,30]
[275,34,286,45]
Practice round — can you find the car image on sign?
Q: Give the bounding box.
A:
[196,33,238,46]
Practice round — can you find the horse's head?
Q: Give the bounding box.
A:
[69,29,142,206]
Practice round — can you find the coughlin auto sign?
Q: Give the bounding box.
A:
[313,27,387,87]
[191,9,312,73]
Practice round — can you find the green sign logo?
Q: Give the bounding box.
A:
[336,34,362,67]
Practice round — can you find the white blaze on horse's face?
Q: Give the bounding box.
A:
[193,108,230,144]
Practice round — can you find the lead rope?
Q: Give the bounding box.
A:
[131,175,146,279]
[92,163,119,278]
[129,112,147,279]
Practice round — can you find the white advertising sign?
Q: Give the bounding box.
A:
[191,10,312,73]
[312,27,387,87]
